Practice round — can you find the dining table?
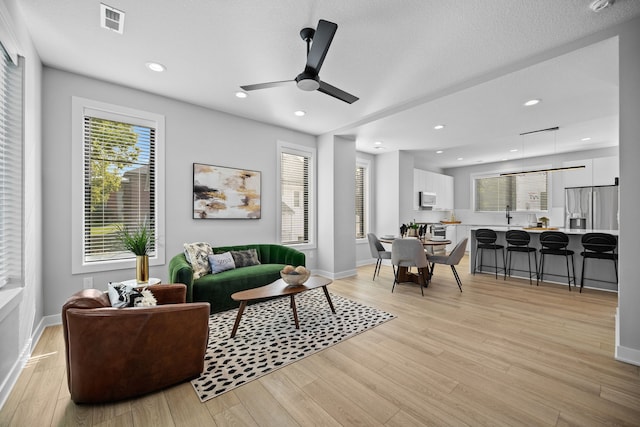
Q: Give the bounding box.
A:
[379,237,452,286]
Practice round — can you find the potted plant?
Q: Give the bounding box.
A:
[116,222,151,283]
[539,216,550,228]
[407,221,420,237]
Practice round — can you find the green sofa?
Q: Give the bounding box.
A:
[168,244,305,313]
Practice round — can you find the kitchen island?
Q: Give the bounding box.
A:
[469,227,618,291]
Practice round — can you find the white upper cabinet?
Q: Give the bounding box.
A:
[562,157,618,188]
[413,169,454,211]
[592,156,619,186]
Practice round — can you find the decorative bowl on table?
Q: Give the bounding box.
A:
[280,265,310,286]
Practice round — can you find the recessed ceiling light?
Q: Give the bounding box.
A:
[434,124,445,130]
[374,146,384,150]
[510,149,518,152]
[235,91,248,98]
[435,150,443,154]
[294,110,306,117]
[581,137,592,141]
[457,157,463,161]
[145,62,165,72]
[501,158,508,161]
[374,141,383,146]
[524,99,540,106]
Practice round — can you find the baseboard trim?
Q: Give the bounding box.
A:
[615,307,640,367]
[0,339,31,411]
[0,314,61,411]
[314,269,357,280]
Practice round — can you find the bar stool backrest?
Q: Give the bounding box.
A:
[505,230,531,247]
[476,228,497,244]
[540,231,569,250]
[581,233,617,253]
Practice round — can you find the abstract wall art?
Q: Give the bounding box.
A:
[193,163,261,219]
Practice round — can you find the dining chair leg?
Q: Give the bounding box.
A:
[373,258,381,280]
[451,265,463,292]
[494,248,498,279]
[504,251,510,281]
[534,251,539,285]
[580,256,586,291]
[527,250,532,285]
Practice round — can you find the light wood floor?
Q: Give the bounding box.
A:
[2,256,639,426]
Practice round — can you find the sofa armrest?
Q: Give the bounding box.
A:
[168,254,195,302]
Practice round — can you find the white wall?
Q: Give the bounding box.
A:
[41,68,317,317]
[617,17,640,365]
[0,0,43,408]
[316,135,356,278]
[374,151,400,237]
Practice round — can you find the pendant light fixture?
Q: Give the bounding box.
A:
[500,126,586,176]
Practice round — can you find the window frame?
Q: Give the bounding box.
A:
[0,46,23,289]
[355,158,371,241]
[471,167,551,214]
[71,97,165,274]
[277,141,316,250]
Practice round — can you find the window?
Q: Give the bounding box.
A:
[474,172,548,212]
[355,161,370,239]
[278,142,315,246]
[72,98,165,273]
[0,44,23,288]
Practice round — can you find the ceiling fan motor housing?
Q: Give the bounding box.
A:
[296,71,320,91]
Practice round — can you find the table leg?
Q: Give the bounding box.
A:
[230,300,248,338]
[290,295,300,329]
[322,286,336,313]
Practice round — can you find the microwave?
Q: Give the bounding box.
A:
[419,191,437,209]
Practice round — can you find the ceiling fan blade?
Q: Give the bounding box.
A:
[240,80,293,91]
[306,19,337,74]
[318,81,359,104]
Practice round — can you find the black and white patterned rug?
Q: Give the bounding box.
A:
[191,288,395,402]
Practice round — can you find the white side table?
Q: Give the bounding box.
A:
[121,277,161,287]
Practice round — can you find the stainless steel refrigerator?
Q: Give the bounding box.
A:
[565,185,619,230]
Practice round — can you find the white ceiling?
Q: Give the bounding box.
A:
[17,0,640,168]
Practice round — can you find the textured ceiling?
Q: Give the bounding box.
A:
[17,0,640,167]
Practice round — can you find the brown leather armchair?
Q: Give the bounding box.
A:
[62,284,210,403]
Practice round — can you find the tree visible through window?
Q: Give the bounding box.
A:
[83,116,157,262]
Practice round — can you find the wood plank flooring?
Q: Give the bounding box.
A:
[1,256,639,426]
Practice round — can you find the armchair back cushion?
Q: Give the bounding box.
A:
[62,284,210,403]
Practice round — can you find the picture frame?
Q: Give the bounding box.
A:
[193,163,261,219]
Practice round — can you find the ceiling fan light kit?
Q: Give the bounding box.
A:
[240,19,359,104]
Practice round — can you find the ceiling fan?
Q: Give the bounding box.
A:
[240,19,359,104]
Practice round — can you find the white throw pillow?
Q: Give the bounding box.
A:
[208,252,236,274]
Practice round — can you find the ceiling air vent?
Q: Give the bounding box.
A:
[100,3,125,34]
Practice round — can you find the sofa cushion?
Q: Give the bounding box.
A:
[230,249,261,267]
[208,252,236,274]
[183,242,213,279]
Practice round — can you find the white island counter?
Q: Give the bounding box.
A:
[469,226,618,291]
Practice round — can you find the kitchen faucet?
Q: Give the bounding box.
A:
[506,205,512,224]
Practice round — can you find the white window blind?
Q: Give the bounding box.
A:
[82,115,156,263]
[0,44,23,288]
[280,151,309,244]
[474,173,548,212]
[355,165,366,239]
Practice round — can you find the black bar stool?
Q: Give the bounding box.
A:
[505,230,538,285]
[538,231,576,290]
[580,232,618,293]
[473,228,506,279]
